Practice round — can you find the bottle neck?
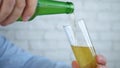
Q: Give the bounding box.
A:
[35,0,74,15]
[65,2,74,14]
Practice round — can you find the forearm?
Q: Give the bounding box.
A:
[24,56,71,68]
[0,35,33,68]
[0,35,71,68]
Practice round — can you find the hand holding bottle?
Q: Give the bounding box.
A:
[72,55,107,68]
[0,0,37,26]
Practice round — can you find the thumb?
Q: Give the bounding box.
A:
[96,55,106,65]
[72,61,80,68]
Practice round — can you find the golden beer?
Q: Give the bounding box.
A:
[71,46,97,68]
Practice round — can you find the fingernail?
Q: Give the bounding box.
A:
[23,16,30,21]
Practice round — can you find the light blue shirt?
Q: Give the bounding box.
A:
[0,35,71,68]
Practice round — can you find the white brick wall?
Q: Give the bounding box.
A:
[0,0,120,68]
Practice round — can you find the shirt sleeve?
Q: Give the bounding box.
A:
[0,35,71,68]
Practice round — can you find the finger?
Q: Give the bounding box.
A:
[1,0,26,26]
[96,55,107,65]
[22,0,37,21]
[0,0,15,23]
[72,61,80,68]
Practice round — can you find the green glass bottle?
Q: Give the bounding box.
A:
[18,0,74,21]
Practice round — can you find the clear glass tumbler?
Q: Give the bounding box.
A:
[63,19,97,68]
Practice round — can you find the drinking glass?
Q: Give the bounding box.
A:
[63,19,97,68]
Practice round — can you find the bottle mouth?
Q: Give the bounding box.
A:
[66,2,74,14]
